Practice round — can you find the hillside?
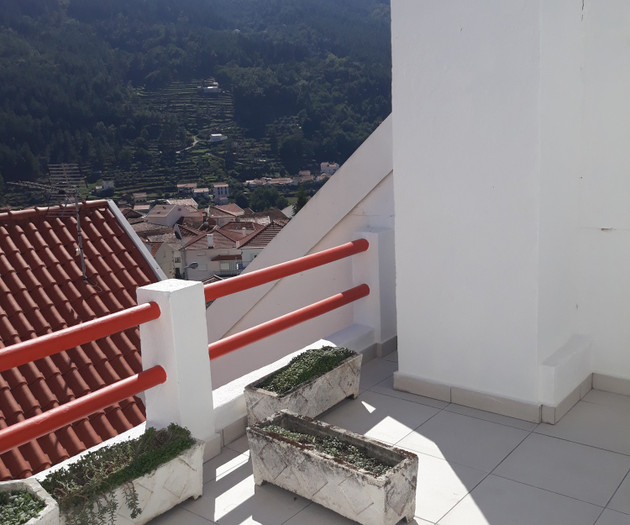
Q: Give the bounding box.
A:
[0,0,391,207]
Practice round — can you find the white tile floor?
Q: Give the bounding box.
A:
[151,354,630,524]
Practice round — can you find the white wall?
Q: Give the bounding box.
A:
[392,0,630,405]
[393,0,541,402]
[577,0,630,378]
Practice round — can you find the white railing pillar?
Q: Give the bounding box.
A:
[137,279,221,460]
[353,229,397,357]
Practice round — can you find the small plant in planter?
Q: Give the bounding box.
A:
[0,489,46,525]
[244,346,362,425]
[42,424,203,525]
[247,411,418,525]
[0,477,58,525]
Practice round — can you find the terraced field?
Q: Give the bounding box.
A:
[105,80,286,199]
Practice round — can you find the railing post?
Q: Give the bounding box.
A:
[137,280,221,460]
[353,230,398,357]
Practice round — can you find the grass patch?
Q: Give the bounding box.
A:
[0,490,46,525]
[257,346,354,395]
[264,425,391,476]
[42,424,195,525]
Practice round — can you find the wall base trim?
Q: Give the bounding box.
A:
[394,371,630,424]
[393,372,541,422]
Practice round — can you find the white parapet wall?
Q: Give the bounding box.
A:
[206,117,395,389]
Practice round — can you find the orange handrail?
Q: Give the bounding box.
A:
[0,365,167,455]
[0,302,161,373]
[209,284,369,360]
[204,238,369,302]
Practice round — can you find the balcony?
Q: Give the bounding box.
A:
[3,109,630,523]
[149,356,630,525]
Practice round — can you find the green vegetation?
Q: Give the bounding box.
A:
[0,489,46,525]
[0,0,391,207]
[264,424,391,476]
[257,346,354,395]
[42,424,195,525]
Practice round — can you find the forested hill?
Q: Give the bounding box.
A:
[0,0,391,205]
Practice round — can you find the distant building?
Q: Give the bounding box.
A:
[197,81,220,95]
[166,198,198,209]
[132,192,148,202]
[320,162,340,176]
[210,133,227,143]
[177,182,197,196]
[213,183,229,205]
[145,204,201,227]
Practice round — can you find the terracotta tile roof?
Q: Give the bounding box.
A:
[239,221,286,249]
[0,200,160,480]
[215,203,244,216]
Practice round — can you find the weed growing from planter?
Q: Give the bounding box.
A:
[42,424,195,525]
[257,346,354,395]
[264,425,392,476]
[0,489,46,525]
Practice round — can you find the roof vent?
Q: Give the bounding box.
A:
[207,233,214,248]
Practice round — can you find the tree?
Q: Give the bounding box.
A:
[293,183,307,215]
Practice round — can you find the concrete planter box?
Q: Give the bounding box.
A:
[247,411,418,525]
[0,477,59,525]
[57,438,204,525]
[244,349,362,425]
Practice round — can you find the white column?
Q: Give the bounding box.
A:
[352,229,397,357]
[137,279,221,460]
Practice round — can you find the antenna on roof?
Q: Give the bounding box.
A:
[9,163,89,281]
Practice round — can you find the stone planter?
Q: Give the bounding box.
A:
[244,349,362,425]
[0,477,59,525]
[58,438,205,525]
[247,411,418,525]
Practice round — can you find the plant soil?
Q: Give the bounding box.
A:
[264,425,391,476]
[257,346,354,395]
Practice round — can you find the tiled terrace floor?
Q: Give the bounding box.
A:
[152,354,630,524]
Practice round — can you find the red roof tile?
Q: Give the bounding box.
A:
[0,201,160,479]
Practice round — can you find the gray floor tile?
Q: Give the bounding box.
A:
[225,435,249,454]
[186,459,310,524]
[445,403,537,431]
[359,358,398,391]
[438,475,602,525]
[320,390,441,445]
[414,452,487,523]
[203,447,249,485]
[494,433,630,506]
[398,410,529,472]
[371,375,449,409]
[596,509,630,525]
[149,506,217,524]
[536,399,630,455]
[282,502,359,524]
[609,472,630,514]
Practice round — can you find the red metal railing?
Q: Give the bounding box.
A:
[0,238,370,459]
[209,284,369,360]
[0,302,161,373]
[0,366,166,455]
[204,238,369,302]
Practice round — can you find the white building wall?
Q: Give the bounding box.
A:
[392,0,630,407]
[577,1,630,379]
[392,0,541,402]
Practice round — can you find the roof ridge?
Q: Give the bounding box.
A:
[0,200,109,222]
